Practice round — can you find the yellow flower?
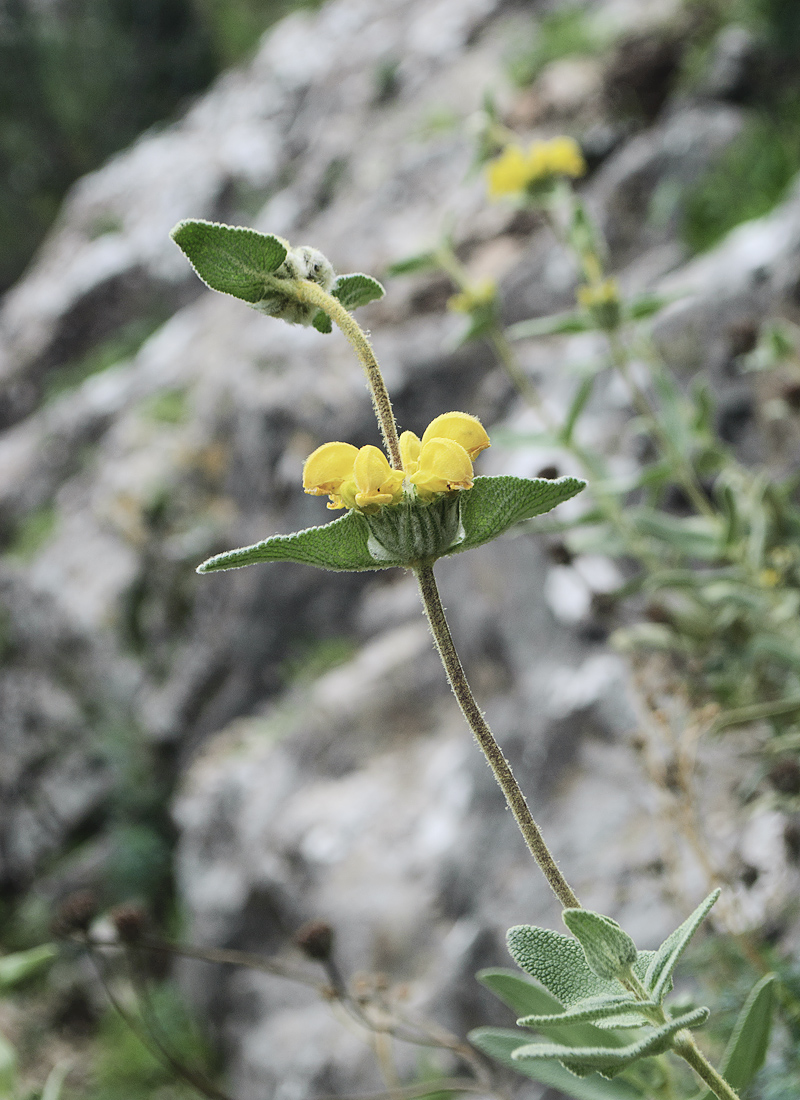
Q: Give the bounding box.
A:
[448,278,497,315]
[303,441,403,512]
[487,136,586,198]
[576,278,621,331]
[401,411,490,502]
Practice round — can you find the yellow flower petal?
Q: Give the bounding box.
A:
[303,441,359,500]
[486,145,530,197]
[420,412,490,460]
[400,431,421,474]
[353,445,404,511]
[410,437,474,500]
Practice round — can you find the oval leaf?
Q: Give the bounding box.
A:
[332,272,385,310]
[171,219,287,303]
[562,910,639,982]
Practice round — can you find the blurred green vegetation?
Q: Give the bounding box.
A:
[506,4,609,88]
[0,0,322,297]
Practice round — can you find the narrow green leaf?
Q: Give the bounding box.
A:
[694,974,776,1100]
[562,910,638,982]
[644,891,720,1003]
[449,475,586,557]
[312,310,333,334]
[512,1008,710,1079]
[42,1059,72,1100]
[197,512,395,574]
[0,1029,17,1094]
[507,312,592,340]
[469,1028,645,1100]
[625,294,672,321]
[0,943,58,989]
[560,374,595,446]
[518,995,653,1029]
[385,251,439,276]
[332,272,385,310]
[476,970,629,1049]
[171,220,287,303]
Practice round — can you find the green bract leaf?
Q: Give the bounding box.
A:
[332,272,385,310]
[197,512,382,574]
[469,1028,645,1100]
[695,974,775,1100]
[644,890,720,1004]
[312,310,333,334]
[507,312,592,340]
[511,1007,710,1079]
[0,943,58,989]
[170,220,287,303]
[451,476,586,556]
[562,910,639,982]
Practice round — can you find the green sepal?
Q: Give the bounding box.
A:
[693,973,775,1100]
[312,310,333,334]
[507,311,592,341]
[449,475,585,556]
[644,890,720,1004]
[170,219,287,303]
[518,995,655,1030]
[506,925,657,1009]
[477,970,629,1049]
[562,910,639,982]
[332,272,385,310]
[469,1028,645,1100]
[197,512,383,574]
[511,1007,709,1079]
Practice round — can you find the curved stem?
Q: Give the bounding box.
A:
[414,562,580,909]
[672,1032,740,1100]
[294,280,402,469]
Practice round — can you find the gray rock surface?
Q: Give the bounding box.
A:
[2,0,800,1094]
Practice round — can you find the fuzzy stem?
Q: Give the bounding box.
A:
[294,280,402,469]
[672,1033,740,1100]
[414,561,580,909]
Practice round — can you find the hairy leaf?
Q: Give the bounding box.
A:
[450,476,585,557]
[518,995,654,1030]
[469,1028,645,1100]
[312,310,333,334]
[332,272,385,310]
[562,910,639,981]
[171,220,287,302]
[645,890,720,1003]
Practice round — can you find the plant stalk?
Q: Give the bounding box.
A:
[672,1033,740,1100]
[295,280,402,469]
[414,561,580,909]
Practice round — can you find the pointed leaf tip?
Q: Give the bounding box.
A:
[170,219,288,303]
[645,889,720,1002]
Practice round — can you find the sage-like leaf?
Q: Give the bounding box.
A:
[694,974,775,1100]
[197,512,383,574]
[469,1028,645,1100]
[171,220,287,302]
[511,1007,710,1080]
[451,475,585,557]
[518,994,654,1029]
[332,272,385,310]
[562,910,639,982]
[644,890,720,1003]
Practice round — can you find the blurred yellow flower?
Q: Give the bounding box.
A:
[304,413,490,512]
[487,136,586,198]
[448,278,497,315]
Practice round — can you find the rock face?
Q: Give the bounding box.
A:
[3,0,800,1094]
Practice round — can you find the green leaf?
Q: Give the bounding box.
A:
[625,294,673,321]
[42,1059,72,1100]
[561,374,596,445]
[0,1029,17,1095]
[511,1008,710,1079]
[449,475,586,557]
[332,272,385,310]
[477,970,630,1048]
[385,251,439,276]
[562,910,639,982]
[518,995,654,1030]
[507,312,592,340]
[644,891,720,1003]
[0,943,58,989]
[312,310,333,334]
[694,974,775,1100]
[170,220,287,303]
[469,1028,645,1100]
[197,512,389,574]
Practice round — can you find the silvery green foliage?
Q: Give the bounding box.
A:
[470,892,732,1086]
[197,476,586,574]
[170,220,384,330]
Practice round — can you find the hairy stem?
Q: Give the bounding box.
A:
[672,1032,740,1100]
[414,562,580,909]
[294,280,402,469]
